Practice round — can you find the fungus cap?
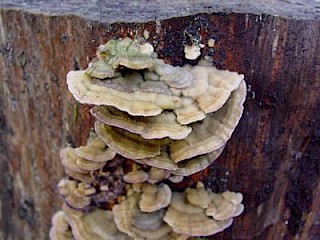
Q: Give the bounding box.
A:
[63,204,130,240]
[95,121,162,159]
[85,60,115,79]
[170,80,247,162]
[60,147,89,174]
[142,151,178,171]
[64,168,93,183]
[76,157,107,172]
[123,169,149,184]
[91,106,191,140]
[67,70,181,116]
[147,167,171,184]
[75,135,116,162]
[163,192,233,237]
[49,211,73,240]
[206,192,244,221]
[186,185,211,209]
[172,146,225,176]
[139,183,172,212]
[113,193,172,239]
[57,179,91,210]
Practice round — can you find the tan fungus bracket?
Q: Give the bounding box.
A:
[112,193,174,239]
[91,80,245,166]
[52,37,247,240]
[139,183,172,212]
[62,204,131,240]
[123,163,149,184]
[49,211,73,240]
[75,134,116,162]
[170,80,247,162]
[90,106,192,140]
[58,179,92,210]
[163,184,244,237]
[67,38,244,125]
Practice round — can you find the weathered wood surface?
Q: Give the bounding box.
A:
[1,0,320,21]
[0,7,320,240]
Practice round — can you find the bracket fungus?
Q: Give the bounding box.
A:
[123,164,149,184]
[62,204,131,240]
[163,185,244,237]
[52,37,247,240]
[91,106,192,140]
[58,179,92,210]
[75,134,116,162]
[139,183,172,212]
[112,193,173,239]
[49,211,73,240]
[147,167,171,184]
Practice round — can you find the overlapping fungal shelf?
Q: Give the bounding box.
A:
[50,38,246,240]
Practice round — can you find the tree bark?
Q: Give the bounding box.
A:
[0,3,319,240]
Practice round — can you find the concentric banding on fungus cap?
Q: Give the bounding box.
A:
[90,105,192,140]
[67,70,181,117]
[170,80,247,162]
[57,179,91,210]
[162,184,244,237]
[67,38,245,125]
[62,203,131,240]
[49,211,73,240]
[147,167,171,184]
[123,163,149,184]
[205,191,244,221]
[139,183,172,213]
[100,37,155,70]
[91,81,246,165]
[112,193,173,239]
[60,147,106,173]
[74,134,116,163]
[94,121,164,159]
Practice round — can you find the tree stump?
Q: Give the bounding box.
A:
[0,1,319,239]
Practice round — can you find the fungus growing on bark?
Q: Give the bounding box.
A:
[99,38,155,70]
[168,175,184,183]
[170,80,246,162]
[123,163,149,184]
[184,44,201,60]
[91,106,192,140]
[67,38,244,124]
[62,204,130,240]
[95,121,162,159]
[64,168,93,183]
[60,147,90,174]
[139,183,172,212]
[186,182,211,209]
[52,37,247,240]
[49,211,73,240]
[152,59,193,88]
[172,146,225,176]
[75,134,116,162]
[147,167,171,184]
[67,70,181,116]
[142,151,179,171]
[58,179,91,210]
[206,191,244,221]
[112,193,172,239]
[163,185,244,237]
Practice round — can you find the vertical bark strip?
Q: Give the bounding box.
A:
[0,9,319,240]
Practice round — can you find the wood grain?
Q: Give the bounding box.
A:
[0,9,319,240]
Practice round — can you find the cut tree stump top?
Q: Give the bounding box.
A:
[0,0,320,22]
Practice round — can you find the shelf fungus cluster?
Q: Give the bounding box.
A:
[50,37,246,239]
